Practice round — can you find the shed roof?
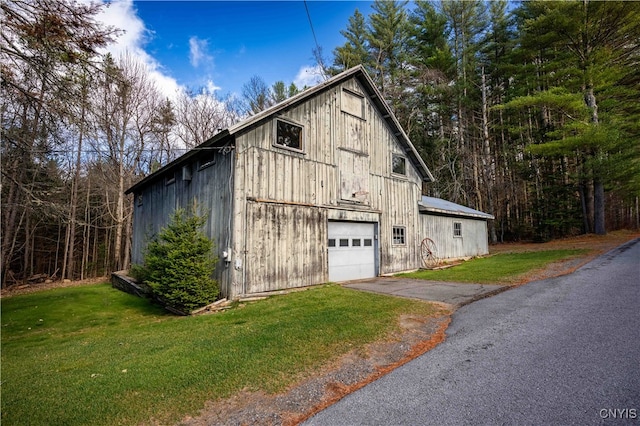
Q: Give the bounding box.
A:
[126,65,433,194]
[419,196,494,220]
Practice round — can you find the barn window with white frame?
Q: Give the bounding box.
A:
[454,222,462,237]
[392,226,406,245]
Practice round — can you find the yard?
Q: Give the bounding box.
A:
[1,230,637,425]
[0,284,442,426]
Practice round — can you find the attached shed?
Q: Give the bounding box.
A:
[126,65,492,300]
[419,196,494,261]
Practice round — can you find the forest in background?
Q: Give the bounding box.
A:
[2,0,639,286]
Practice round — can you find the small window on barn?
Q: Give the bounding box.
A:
[274,118,303,152]
[182,164,192,181]
[454,222,462,238]
[392,226,406,245]
[199,149,216,170]
[136,193,143,207]
[165,173,175,185]
[392,154,406,176]
[339,238,349,247]
[364,238,373,247]
[328,239,336,247]
[352,239,361,247]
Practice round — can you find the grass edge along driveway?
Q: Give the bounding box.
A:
[1,283,442,426]
[399,249,589,284]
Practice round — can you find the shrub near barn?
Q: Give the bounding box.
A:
[134,207,219,313]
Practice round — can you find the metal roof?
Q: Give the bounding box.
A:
[419,196,494,220]
[126,65,434,194]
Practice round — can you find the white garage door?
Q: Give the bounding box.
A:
[328,221,376,282]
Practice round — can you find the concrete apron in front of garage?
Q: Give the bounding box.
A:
[342,277,508,309]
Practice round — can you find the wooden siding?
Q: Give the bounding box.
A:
[419,214,489,261]
[131,73,484,300]
[244,201,327,294]
[129,70,491,301]
[131,150,235,297]
[230,79,426,292]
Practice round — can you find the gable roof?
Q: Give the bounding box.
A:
[127,65,433,194]
[419,196,494,220]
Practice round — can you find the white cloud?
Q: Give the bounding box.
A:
[189,36,213,68]
[205,80,222,94]
[294,65,325,90]
[94,0,180,99]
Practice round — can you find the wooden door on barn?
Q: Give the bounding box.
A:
[244,201,327,294]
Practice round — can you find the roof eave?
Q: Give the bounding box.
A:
[418,204,495,220]
[125,130,232,194]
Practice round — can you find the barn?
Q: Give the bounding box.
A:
[125,66,493,299]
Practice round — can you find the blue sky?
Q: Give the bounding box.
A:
[100,1,374,98]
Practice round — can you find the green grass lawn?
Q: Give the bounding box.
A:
[1,283,439,425]
[400,249,589,283]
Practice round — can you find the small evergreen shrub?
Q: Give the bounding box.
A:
[140,207,219,313]
[129,263,149,283]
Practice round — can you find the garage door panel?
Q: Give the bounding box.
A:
[328,221,376,282]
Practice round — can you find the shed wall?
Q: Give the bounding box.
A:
[418,214,489,260]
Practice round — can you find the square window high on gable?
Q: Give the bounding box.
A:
[392,154,406,176]
[274,118,303,152]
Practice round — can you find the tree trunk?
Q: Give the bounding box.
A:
[594,178,606,235]
[481,68,497,244]
[579,183,590,234]
[64,86,88,280]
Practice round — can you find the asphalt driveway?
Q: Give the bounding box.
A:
[342,277,507,308]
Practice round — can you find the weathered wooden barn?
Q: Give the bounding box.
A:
[126,66,493,299]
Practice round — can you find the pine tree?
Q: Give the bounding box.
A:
[332,9,371,74]
[367,0,410,99]
[508,0,640,235]
[141,207,219,313]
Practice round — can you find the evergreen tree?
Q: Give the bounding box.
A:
[332,9,371,74]
[141,207,219,313]
[367,0,410,99]
[508,0,640,235]
[406,1,456,160]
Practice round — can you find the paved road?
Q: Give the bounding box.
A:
[305,239,640,425]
